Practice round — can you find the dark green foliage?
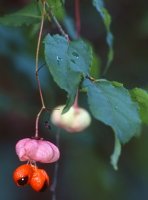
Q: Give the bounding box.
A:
[130,88,148,124]
[0,1,41,26]
[44,34,92,112]
[92,0,114,73]
[83,79,141,143]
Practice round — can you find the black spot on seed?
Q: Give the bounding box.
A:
[17,176,28,186]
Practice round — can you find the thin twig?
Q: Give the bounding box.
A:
[51,11,69,41]
[35,107,45,138]
[45,2,69,42]
[35,1,46,108]
[35,1,46,138]
[73,90,79,109]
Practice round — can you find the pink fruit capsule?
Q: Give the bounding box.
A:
[51,105,91,132]
[16,138,60,163]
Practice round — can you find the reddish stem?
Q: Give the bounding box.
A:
[35,107,45,138]
[75,0,81,38]
[35,1,46,138]
[73,90,79,109]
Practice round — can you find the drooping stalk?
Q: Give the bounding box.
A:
[46,2,70,42]
[35,1,46,138]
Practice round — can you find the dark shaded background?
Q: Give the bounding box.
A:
[0,0,148,200]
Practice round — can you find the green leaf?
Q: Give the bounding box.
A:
[68,40,92,74]
[110,135,121,170]
[47,0,65,20]
[92,0,114,73]
[0,1,41,27]
[90,48,101,79]
[83,79,141,143]
[44,34,91,111]
[111,81,123,88]
[28,23,40,37]
[47,0,62,8]
[130,88,148,124]
[63,90,78,113]
[61,0,65,4]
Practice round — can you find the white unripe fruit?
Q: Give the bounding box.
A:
[51,105,91,132]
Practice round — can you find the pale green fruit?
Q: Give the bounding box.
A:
[51,105,91,132]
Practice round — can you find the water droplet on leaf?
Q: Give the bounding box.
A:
[56,56,63,64]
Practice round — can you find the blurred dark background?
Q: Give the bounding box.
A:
[0,0,148,200]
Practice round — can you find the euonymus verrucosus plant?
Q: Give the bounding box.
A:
[0,0,148,186]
